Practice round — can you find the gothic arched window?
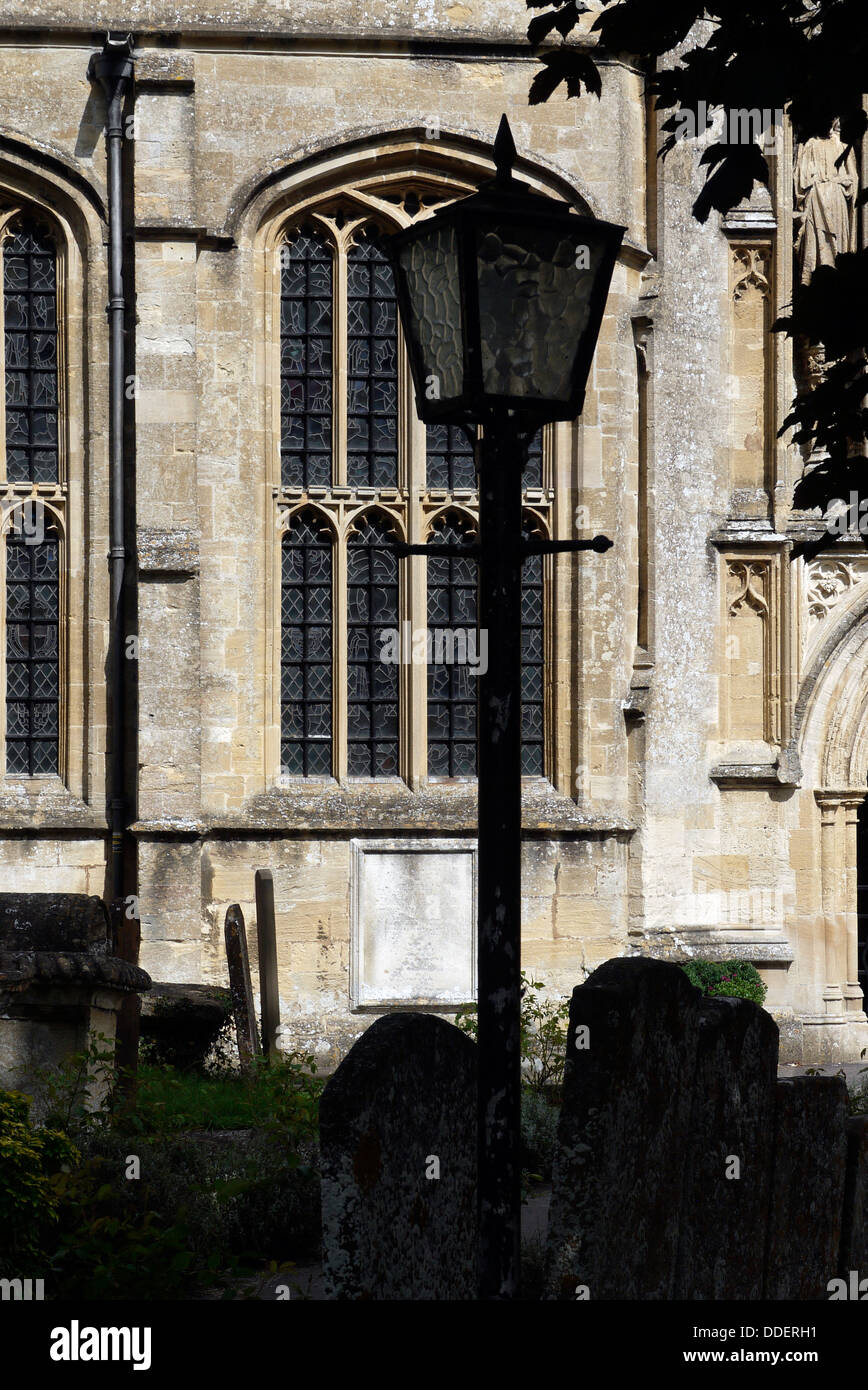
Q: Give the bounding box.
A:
[273,190,555,785]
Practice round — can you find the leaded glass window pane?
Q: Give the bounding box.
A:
[4,220,58,485]
[347,514,399,776]
[6,525,59,775]
[426,423,476,490]
[523,429,543,489]
[281,511,332,776]
[521,521,545,776]
[427,515,478,777]
[280,227,333,489]
[347,229,398,488]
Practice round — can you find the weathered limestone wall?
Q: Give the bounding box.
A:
[0,4,863,1065]
[199,831,629,1065]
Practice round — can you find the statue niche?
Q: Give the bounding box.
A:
[794,117,859,286]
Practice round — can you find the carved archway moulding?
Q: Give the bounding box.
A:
[796,584,868,792]
[225,123,602,245]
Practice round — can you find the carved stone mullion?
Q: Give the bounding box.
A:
[816,793,847,1019]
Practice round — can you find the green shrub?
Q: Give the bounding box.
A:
[34,1034,116,1142]
[0,1089,79,1272]
[3,1048,324,1298]
[521,1088,560,1180]
[115,1054,322,1139]
[456,971,571,1093]
[680,959,768,1007]
[46,1151,209,1300]
[46,1127,320,1298]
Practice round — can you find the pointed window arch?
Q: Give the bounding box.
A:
[269,169,559,786]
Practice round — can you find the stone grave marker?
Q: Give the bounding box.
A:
[545,957,704,1300]
[674,995,778,1298]
[839,1115,868,1279]
[320,1012,476,1299]
[764,1074,849,1299]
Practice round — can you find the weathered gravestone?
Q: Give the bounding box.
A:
[223,904,261,1069]
[545,957,780,1300]
[764,1075,849,1299]
[674,995,778,1299]
[839,1116,868,1278]
[545,958,704,1300]
[320,1012,476,1299]
[0,893,151,1110]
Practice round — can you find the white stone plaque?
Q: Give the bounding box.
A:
[350,839,477,1008]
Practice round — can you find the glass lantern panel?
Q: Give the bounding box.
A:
[474,218,606,403]
[397,223,464,406]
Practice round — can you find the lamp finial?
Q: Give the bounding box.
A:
[494,115,517,184]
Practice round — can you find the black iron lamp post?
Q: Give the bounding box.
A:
[386,116,624,1300]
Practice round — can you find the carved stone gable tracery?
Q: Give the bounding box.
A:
[727,560,770,617]
[731,245,771,302]
[806,557,868,627]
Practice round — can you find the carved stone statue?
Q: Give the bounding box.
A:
[794,118,859,285]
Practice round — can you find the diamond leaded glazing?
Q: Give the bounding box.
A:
[427,515,478,777]
[280,227,333,488]
[347,514,399,776]
[6,524,59,775]
[281,511,332,776]
[3,220,58,484]
[521,519,544,776]
[347,229,398,488]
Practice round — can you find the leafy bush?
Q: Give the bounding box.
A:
[521,1088,560,1180]
[34,1034,116,1142]
[115,1055,322,1138]
[0,1089,79,1271]
[46,1151,210,1299]
[46,1127,320,1299]
[456,971,570,1093]
[3,1047,324,1298]
[680,959,768,1007]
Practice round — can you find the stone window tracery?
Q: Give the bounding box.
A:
[269,173,555,786]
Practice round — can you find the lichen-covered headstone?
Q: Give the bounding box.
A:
[839,1116,868,1277]
[674,996,778,1298]
[764,1075,849,1299]
[320,1012,476,1300]
[545,958,704,1300]
[546,957,781,1301]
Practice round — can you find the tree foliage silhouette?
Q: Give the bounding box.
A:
[527,0,868,557]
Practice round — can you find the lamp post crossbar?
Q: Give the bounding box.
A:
[390,535,613,560]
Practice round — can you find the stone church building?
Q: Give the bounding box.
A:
[0,1,865,1065]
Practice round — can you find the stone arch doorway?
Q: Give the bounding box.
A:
[857,799,868,1005]
[794,586,868,1055]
